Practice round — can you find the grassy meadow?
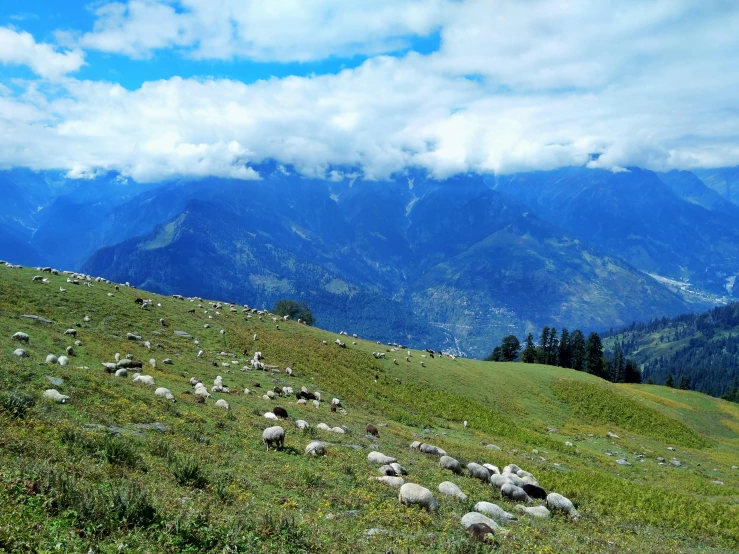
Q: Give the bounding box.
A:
[0,264,737,553]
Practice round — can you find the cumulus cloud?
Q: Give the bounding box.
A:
[1,1,739,181]
[79,0,450,61]
[0,27,85,79]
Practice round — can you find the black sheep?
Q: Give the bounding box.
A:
[522,483,547,500]
[273,406,288,419]
[366,424,379,437]
[467,523,495,543]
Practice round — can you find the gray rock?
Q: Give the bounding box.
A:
[616,459,631,466]
[46,375,64,386]
[364,528,389,538]
[174,330,193,339]
[485,444,502,450]
[21,315,53,324]
[670,460,682,467]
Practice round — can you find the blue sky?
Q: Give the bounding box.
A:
[0,1,738,182]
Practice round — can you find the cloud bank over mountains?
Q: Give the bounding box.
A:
[0,0,738,182]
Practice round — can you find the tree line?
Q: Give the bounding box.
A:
[485,326,641,384]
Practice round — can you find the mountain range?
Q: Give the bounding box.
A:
[2,163,739,358]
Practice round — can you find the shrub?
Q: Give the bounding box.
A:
[97,434,143,468]
[169,454,207,488]
[1,391,35,418]
[107,480,158,527]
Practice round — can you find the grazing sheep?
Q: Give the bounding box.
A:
[368,452,397,465]
[330,427,345,434]
[57,356,69,367]
[483,464,500,475]
[155,387,176,402]
[516,505,551,518]
[215,399,230,410]
[501,483,531,503]
[115,368,128,377]
[366,424,379,437]
[102,362,118,373]
[12,332,29,343]
[266,390,276,399]
[467,463,491,482]
[502,472,525,487]
[46,354,58,364]
[409,441,422,450]
[546,493,579,519]
[316,423,331,431]
[64,329,77,337]
[43,389,70,403]
[390,463,408,476]
[194,384,211,398]
[312,400,320,408]
[163,358,173,365]
[419,443,446,456]
[273,406,288,419]
[305,440,326,456]
[463,420,468,429]
[374,476,405,488]
[252,381,261,388]
[522,484,547,500]
[330,403,337,412]
[378,465,397,476]
[243,388,251,395]
[503,464,521,474]
[13,348,28,358]
[66,346,73,356]
[132,374,155,386]
[438,481,467,500]
[295,420,310,430]
[440,455,463,474]
[460,512,501,533]
[466,523,496,543]
[398,483,438,511]
[190,377,202,386]
[474,502,518,522]
[262,426,285,451]
[264,412,278,420]
[296,399,307,405]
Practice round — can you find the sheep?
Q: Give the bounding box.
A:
[312,400,320,408]
[390,463,408,476]
[273,406,288,419]
[305,440,326,456]
[102,362,117,373]
[463,420,468,429]
[378,465,397,476]
[296,398,307,405]
[43,389,70,404]
[330,427,345,434]
[190,377,202,386]
[483,464,500,475]
[132,374,155,386]
[282,386,293,396]
[516,505,551,518]
[262,426,285,451]
[501,483,531,503]
[285,367,293,376]
[264,412,278,420]
[316,423,331,431]
[330,402,337,412]
[12,332,29,343]
[65,346,73,356]
[467,463,491,482]
[522,484,547,500]
[194,385,211,398]
[295,420,310,430]
[466,523,496,543]
[46,354,59,364]
[460,512,502,533]
[368,452,397,464]
[64,329,77,337]
[546,493,579,519]
[215,399,230,410]
[163,358,173,365]
[243,388,251,395]
[374,476,405,488]
[398,483,438,511]
[409,441,422,450]
[439,455,463,475]
[503,464,521,474]
[13,348,28,358]
[438,481,467,500]
[57,356,70,367]
[273,386,283,396]
[366,424,379,437]
[266,390,276,399]
[473,502,518,522]
[155,387,176,402]
[419,443,446,456]
[502,472,525,487]
[115,368,128,378]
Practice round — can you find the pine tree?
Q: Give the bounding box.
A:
[665,373,675,388]
[611,346,625,383]
[558,328,571,368]
[547,327,559,366]
[678,375,691,390]
[521,333,537,363]
[624,359,641,383]
[570,329,586,371]
[584,332,605,377]
[537,326,550,364]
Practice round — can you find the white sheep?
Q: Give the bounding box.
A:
[12,332,29,343]
[43,389,70,404]
[305,440,326,456]
[295,419,310,430]
[438,481,467,500]
[467,463,490,482]
[262,426,285,451]
[312,400,320,408]
[215,399,230,410]
[155,387,176,402]
[316,423,331,431]
[115,368,128,377]
[13,348,28,358]
[474,502,518,522]
[439,455,463,474]
[516,505,551,518]
[460,512,501,533]
[57,356,70,367]
[398,483,438,511]
[546,493,579,519]
[264,412,278,420]
[132,374,155,386]
[501,483,531,503]
[368,452,397,464]
[45,354,58,364]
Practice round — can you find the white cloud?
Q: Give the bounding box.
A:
[79,0,450,61]
[0,27,85,79]
[1,1,739,180]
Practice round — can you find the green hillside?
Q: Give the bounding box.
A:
[0,264,738,553]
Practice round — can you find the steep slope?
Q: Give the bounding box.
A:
[694,166,739,207]
[493,167,739,299]
[0,263,737,553]
[603,303,739,396]
[658,169,739,216]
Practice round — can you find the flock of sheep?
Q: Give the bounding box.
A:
[5,260,579,544]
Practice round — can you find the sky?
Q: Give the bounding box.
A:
[0,0,738,183]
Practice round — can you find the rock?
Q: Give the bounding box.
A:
[174,330,193,339]
[607,432,619,438]
[364,528,389,538]
[21,315,53,324]
[46,375,64,386]
[670,460,682,467]
[485,444,502,450]
[438,481,467,500]
[616,459,632,466]
[657,457,665,462]
[127,333,141,340]
[711,480,724,485]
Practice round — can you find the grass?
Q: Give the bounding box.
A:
[0,264,737,552]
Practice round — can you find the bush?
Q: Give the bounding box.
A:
[97,434,143,468]
[108,480,158,527]
[1,391,35,418]
[169,454,208,488]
